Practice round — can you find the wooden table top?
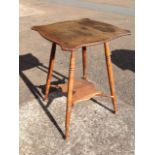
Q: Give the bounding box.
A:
[32,18,130,51]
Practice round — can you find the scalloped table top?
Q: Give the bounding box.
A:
[32,18,131,51]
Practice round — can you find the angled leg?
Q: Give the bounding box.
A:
[65,50,75,141]
[44,43,56,101]
[82,46,87,80]
[104,42,117,113]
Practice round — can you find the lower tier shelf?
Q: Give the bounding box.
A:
[51,79,111,104]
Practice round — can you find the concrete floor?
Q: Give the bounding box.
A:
[19,0,135,154]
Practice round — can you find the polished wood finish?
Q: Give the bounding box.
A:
[104,42,117,113]
[32,18,130,51]
[82,46,87,79]
[44,43,56,101]
[65,51,75,141]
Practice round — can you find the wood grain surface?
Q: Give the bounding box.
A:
[32,18,130,51]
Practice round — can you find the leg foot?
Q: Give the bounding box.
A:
[65,50,75,141]
[44,43,56,101]
[104,42,117,113]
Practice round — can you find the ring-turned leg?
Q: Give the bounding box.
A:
[82,46,87,79]
[65,50,75,141]
[44,43,56,101]
[104,42,117,113]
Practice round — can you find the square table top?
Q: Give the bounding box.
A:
[32,18,130,51]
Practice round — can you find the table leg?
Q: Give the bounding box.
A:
[104,42,117,113]
[44,43,56,101]
[82,46,87,80]
[65,50,75,141]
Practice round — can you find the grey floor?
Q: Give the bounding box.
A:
[19,0,135,154]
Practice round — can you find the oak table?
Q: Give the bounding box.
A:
[32,18,130,141]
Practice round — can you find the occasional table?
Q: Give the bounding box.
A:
[32,18,130,141]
